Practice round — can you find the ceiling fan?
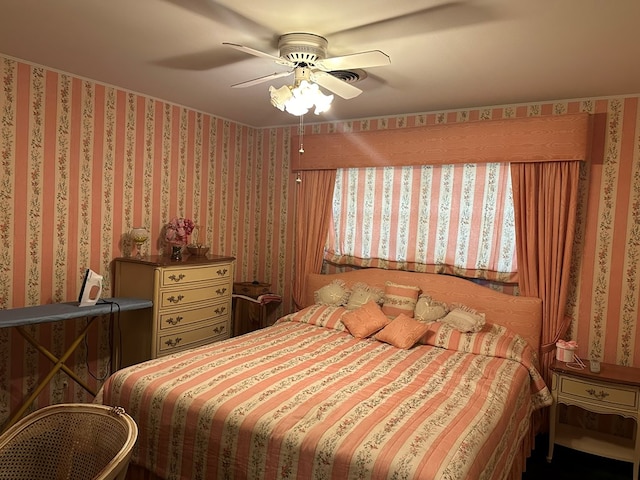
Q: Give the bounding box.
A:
[161,1,495,75]
[222,32,391,113]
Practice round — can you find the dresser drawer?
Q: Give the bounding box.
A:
[158,301,231,331]
[159,283,230,308]
[161,263,232,287]
[559,376,639,409]
[157,318,230,355]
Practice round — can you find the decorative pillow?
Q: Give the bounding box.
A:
[441,303,486,333]
[345,282,384,311]
[314,279,350,306]
[381,281,420,318]
[414,295,448,322]
[341,301,390,338]
[290,304,348,331]
[375,313,431,349]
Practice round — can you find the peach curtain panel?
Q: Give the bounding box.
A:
[325,164,517,282]
[293,169,336,309]
[511,161,582,383]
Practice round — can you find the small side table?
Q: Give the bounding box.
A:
[232,282,281,336]
[548,359,640,478]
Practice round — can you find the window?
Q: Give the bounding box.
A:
[324,163,517,284]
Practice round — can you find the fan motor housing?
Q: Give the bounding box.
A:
[278,33,328,66]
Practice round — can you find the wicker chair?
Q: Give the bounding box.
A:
[0,403,138,480]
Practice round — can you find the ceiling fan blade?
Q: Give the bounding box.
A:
[311,71,362,100]
[315,50,390,71]
[231,71,293,88]
[162,0,275,41]
[330,2,495,44]
[223,42,294,67]
[154,47,241,71]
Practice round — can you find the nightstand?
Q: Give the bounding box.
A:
[232,282,281,336]
[547,359,640,478]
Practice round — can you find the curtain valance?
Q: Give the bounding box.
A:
[291,113,591,171]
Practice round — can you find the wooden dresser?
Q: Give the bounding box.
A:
[113,254,234,368]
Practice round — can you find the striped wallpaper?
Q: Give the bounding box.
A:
[0,56,295,423]
[0,53,639,427]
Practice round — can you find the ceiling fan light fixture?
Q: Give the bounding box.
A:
[226,32,389,117]
[269,80,333,116]
[312,90,334,115]
[268,85,292,111]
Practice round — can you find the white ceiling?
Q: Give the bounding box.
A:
[1,0,639,128]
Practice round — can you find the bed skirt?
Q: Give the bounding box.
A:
[124,435,536,480]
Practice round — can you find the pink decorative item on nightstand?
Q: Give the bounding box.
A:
[556,339,578,362]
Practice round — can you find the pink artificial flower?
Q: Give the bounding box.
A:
[165,217,195,245]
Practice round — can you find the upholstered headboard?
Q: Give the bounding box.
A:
[304,269,543,353]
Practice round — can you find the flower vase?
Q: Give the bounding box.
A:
[170,245,183,261]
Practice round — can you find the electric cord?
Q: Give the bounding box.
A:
[82,299,121,382]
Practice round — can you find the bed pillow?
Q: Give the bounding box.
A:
[381,281,420,318]
[314,279,350,306]
[441,303,486,333]
[414,295,448,322]
[342,301,390,338]
[289,304,348,331]
[375,313,432,349]
[345,282,384,310]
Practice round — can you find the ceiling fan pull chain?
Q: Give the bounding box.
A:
[296,115,304,184]
[299,115,305,154]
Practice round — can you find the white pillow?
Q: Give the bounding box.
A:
[441,303,485,333]
[314,279,350,306]
[345,282,384,310]
[414,295,448,322]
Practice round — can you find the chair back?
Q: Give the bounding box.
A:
[0,403,138,480]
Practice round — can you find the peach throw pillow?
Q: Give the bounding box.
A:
[342,301,390,338]
[376,313,431,349]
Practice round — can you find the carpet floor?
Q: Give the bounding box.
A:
[523,434,633,480]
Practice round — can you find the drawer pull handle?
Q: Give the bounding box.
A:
[586,388,610,400]
[216,268,228,277]
[165,337,182,348]
[213,325,226,335]
[166,316,183,326]
[167,295,185,304]
[168,274,186,282]
[215,287,227,296]
[214,307,227,315]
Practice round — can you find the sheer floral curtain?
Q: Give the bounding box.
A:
[324,163,518,284]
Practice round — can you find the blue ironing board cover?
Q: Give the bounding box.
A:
[0,298,152,328]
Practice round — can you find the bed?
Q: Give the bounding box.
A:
[99,269,550,480]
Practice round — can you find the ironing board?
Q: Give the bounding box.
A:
[0,298,152,432]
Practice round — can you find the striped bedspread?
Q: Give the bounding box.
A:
[100,307,551,480]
